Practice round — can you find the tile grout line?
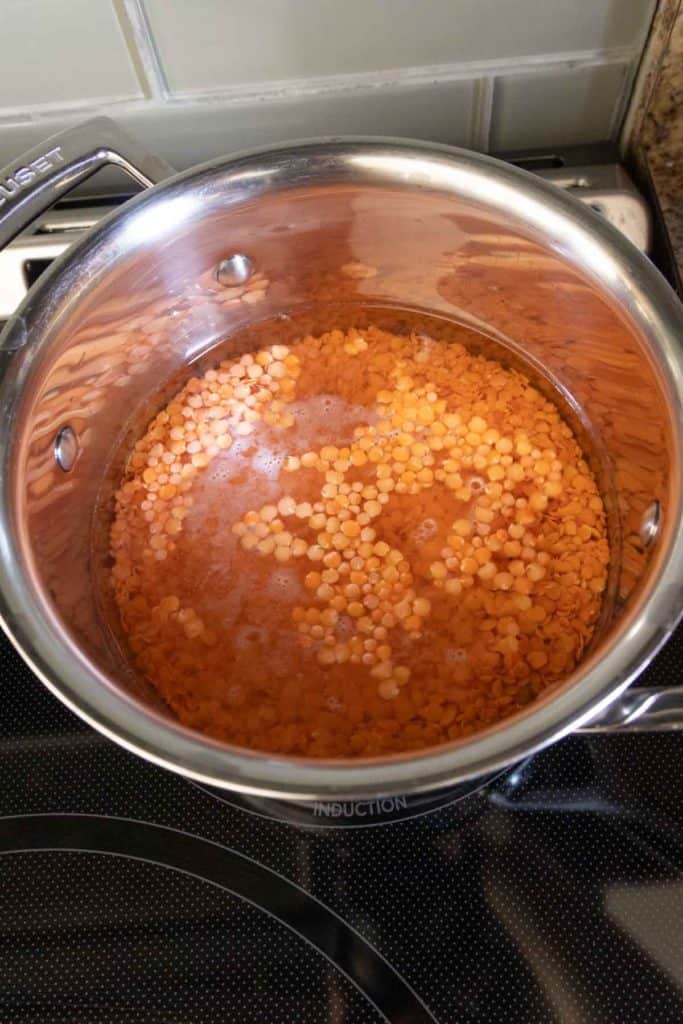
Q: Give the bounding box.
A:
[115,0,170,101]
[473,78,495,152]
[0,44,640,125]
[608,61,640,142]
[156,43,640,104]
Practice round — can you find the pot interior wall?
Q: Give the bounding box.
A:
[15,175,674,728]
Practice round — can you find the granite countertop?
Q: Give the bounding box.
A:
[628,0,682,281]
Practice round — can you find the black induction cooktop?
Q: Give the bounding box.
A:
[1,622,682,1024]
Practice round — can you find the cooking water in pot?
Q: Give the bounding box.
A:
[106,311,609,758]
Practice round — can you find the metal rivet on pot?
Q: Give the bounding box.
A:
[54,426,79,472]
[216,253,254,286]
[640,500,661,547]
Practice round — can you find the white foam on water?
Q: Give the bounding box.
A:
[252,446,287,481]
[205,460,237,484]
[192,429,282,528]
[204,439,254,484]
[227,435,254,459]
[415,334,437,362]
[287,394,376,448]
[412,517,437,544]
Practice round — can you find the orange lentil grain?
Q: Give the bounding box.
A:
[111,324,608,760]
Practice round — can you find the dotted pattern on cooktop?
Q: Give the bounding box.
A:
[1,627,683,1023]
[0,851,382,1024]
[634,620,683,687]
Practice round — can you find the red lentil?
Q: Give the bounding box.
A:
[110,326,609,758]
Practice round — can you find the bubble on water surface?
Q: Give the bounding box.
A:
[267,569,304,602]
[252,447,287,480]
[412,518,438,544]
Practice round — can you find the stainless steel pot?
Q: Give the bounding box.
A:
[0,118,682,801]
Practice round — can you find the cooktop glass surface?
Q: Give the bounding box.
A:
[1,625,682,1023]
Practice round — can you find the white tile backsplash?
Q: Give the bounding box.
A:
[490,62,631,150]
[0,0,142,111]
[0,76,477,178]
[0,0,656,171]
[144,0,654,94]
[125,76,478,166]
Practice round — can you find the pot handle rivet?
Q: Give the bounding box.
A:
[216,253,253,286]
[54,425,79,472]
[640,500,661,547]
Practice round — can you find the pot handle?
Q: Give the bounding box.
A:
[0,116,175,249]
[576,687,683,733]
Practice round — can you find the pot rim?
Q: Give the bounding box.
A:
[1,136,682,801]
